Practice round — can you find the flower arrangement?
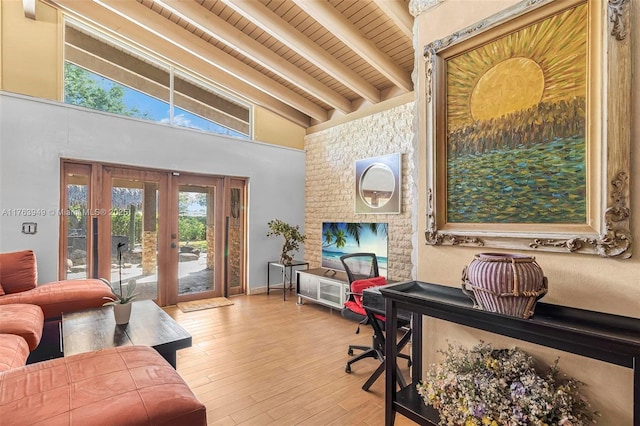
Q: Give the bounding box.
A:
[417,342,599,426]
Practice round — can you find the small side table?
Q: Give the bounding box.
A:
[267,260,309,301]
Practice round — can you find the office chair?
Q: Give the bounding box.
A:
[340,253,411,390]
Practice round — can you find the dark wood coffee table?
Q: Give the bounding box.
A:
[62,300,191,368]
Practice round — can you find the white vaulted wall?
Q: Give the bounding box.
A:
[0,93,305,288]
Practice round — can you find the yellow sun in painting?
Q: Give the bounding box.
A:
[446,3,588,131]
[470,58,544,121]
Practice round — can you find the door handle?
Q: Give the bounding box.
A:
[171,243,177,248]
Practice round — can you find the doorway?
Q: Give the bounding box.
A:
[171,175,221,303]
[60,161,247,306]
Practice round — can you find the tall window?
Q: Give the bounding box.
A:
[63,20,251,139]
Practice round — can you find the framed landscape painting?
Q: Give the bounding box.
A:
[423,0,632,258]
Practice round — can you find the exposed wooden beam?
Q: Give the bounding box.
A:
[221,0,381,104]
[372,0,414,40]
[96,0,328,122]
[50,0,311,127]
[292,0,412,93]
[154,0,353,115]
[23,0,36,19]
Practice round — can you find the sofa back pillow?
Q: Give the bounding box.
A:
[0,250,37,293]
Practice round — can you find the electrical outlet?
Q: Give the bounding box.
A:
[21,222,37,234]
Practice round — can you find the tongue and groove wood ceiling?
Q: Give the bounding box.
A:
[49,0,415,128]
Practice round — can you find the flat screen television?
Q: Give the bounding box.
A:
[321,222,388,278]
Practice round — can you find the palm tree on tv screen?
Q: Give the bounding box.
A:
[322,222,386,249]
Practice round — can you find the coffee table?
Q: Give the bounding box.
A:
[62,300,191,368]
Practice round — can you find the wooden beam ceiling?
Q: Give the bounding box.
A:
[290,0,412,92]
[53,0,311,127]
[153,0,354,115]
[373,0,414,40]
[48,0,415,128]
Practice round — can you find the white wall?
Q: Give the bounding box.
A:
[0,92,306,289]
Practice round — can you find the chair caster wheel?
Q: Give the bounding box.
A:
[345,365,351,373]
[347,349,353,356]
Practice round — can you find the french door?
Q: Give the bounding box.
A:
[60,161,247,306]
[170,174,222,304]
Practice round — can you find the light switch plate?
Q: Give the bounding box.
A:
[22,222,37,234]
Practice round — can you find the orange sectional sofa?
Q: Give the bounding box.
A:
[0,334,29,371]
[0,303,44,351]
[0,250,114,319]
[0,250,207,425]
[0,346,207,425]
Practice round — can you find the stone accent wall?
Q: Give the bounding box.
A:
[304,102,416,281]
[206,225,215,270]
[141,230,157,275]
[228,224,242,288]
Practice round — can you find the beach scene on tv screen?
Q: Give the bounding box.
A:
[321,222,388,278]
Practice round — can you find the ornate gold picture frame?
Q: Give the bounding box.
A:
[423,0,632,258]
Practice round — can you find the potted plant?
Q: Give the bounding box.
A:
[101,278,139,325]
[267,219,307,265]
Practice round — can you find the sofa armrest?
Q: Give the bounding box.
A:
[0,250,37,294]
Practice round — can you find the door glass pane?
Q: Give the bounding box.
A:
[178,185,214,295]
[111,179,158,301]
[66,174,89,279]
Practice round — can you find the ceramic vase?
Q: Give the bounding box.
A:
[463,252,547,319]
[113,302,132,325]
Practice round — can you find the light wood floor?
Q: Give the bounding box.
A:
[163,292,417,426]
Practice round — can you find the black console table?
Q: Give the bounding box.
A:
[379,281,640,426]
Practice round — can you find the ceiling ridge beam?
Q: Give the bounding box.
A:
[51,0,311,127]
[292,0,412,93]
[221,0,381,104]
[154,0,353,115]
[372,0,413,40]
[95,0,328,122]
[23,0,36,19]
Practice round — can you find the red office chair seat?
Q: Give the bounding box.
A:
[344,276,386,322]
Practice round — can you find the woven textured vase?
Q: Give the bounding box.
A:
[463,253,547,319]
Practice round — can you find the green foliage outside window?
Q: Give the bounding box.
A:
[64,62,148,118]
[111,211,142,244]
[178,216,206,242]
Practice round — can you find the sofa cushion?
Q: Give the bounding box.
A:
[0,279,114,320]
[0,334,29,372]
[0,250,37,294]
[0,345,207,425]
[0,304,44,351]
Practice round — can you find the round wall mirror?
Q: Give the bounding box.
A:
[359,163,395,208]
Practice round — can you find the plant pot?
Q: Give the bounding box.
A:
[113,302,132,325]
[462,252,547,319]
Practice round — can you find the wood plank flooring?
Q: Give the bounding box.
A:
[163,292,417,425]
